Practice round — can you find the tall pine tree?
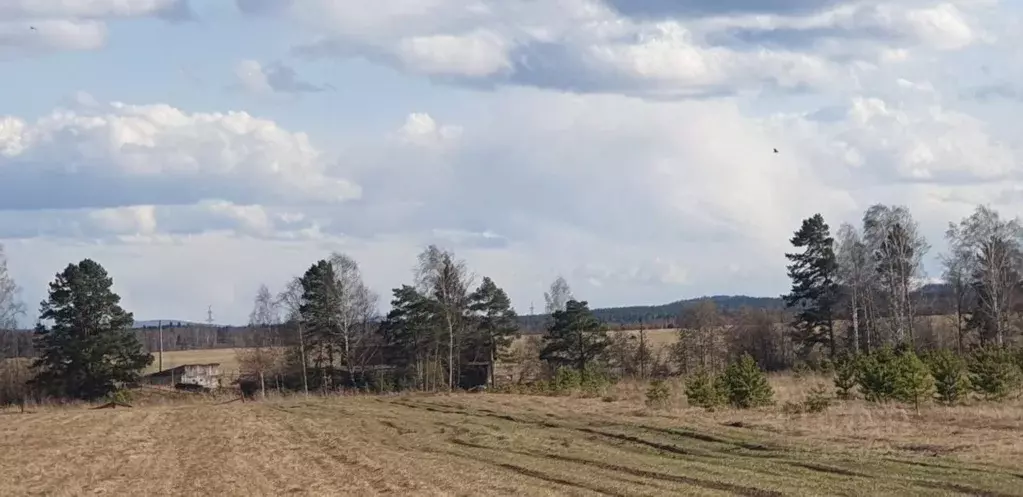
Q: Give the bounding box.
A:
[783,214,840,358]
[31,259,152,400]
[468,277,519,387]
[540,300,609,373]
[379,285,436,389]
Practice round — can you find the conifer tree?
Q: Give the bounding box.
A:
[468,277,519,387]
[784,214,840,358]
[31,259,152,400]
[540,300,608,373]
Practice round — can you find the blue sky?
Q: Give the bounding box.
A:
[1,0,1021,325]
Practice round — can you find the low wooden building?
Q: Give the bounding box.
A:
[145,363,221,390]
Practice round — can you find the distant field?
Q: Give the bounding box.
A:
[1,378,1021,496]
[145,348,242,374]
[143,329,680,376]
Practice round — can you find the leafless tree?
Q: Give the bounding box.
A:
[328,252,379,384]
[941,225,976,352]
[276,277,309,394]
[862,204,929,346]
[674,300,727,374]
[0,245,24,360]
[543,276,573,315]
[241,284,282,397]
[835,223,872,353]
[415,245,473,391]
[948,206,1023,346]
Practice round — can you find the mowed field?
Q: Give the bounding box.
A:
[2,380,1022,497]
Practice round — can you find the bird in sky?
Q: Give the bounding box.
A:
[773,148,779,153]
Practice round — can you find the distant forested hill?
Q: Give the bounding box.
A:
[517,295,785,332]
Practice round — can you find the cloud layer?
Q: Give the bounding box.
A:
[0,0,1019,325]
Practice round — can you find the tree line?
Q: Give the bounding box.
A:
[4,201,1023,404]
[784,203,1023,359]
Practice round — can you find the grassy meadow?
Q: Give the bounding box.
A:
[1,375,1021,496]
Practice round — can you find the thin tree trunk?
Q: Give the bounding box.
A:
[298,322,309,395]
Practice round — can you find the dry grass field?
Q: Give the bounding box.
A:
[2,376,1022,497]
[142,329,680,376]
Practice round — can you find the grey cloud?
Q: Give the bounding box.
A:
[264,63,326,93]
[965,84,1022,101]
[155,0,196,22]
[235,0,293,15]
[602,0,851,19]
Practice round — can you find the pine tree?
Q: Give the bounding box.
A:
[721,353,774,408]
[783,214,840,358]
[893,351,934,413]
[379,285,436,390]
[468,277,519,388]
[299,260,340,390]
[30,259,152,400]
[540,300,608,373]
[926,349,969,405]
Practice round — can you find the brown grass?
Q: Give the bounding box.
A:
[2,374,1021,497]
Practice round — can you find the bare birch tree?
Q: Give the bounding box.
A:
[276,277,309,394]
[835,223,872,353]
[941,225,975,352]
[948,206,1023,346]
[862,205,929,346]
[415,245,472,391]
[239,284,282,397]
[543,276,573,315]
[0,244,24,359]
[328,252,379,385]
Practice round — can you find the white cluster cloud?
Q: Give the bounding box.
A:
[0,98,359,211]
[268,0,999,97]
[0,0,1020,324]
[0,0,191,55]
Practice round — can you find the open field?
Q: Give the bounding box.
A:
[2,379,1022,497]
[142,329,681,376]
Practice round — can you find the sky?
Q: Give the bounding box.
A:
[0,0,1021,326]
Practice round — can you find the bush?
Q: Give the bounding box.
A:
[552,367,582,394]
[720,353,774,409]
[579,369,612,398]
[857,348,899,403]
[645,379,671,409]
[833,354,858,400]
[804,384,832,413]
[968,347,1020,401]
[893,351,934,412]
[926,349,970,406]
[685,370,723,409]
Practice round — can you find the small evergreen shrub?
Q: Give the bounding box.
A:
[552,367,582,394]
[721,353,774,409]
[926,349,970,406]
[579,370,612,398]
[645,379,671,409]
[968,347,1020,401]
[893,351,935,412]
[833,354,858,400]
[857,348,899,403]
[685,369,723,409]
[803,384,832,413]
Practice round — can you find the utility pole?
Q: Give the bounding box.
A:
[206,305,215,348]
[158,319,163,371]
[639,318,647,379]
